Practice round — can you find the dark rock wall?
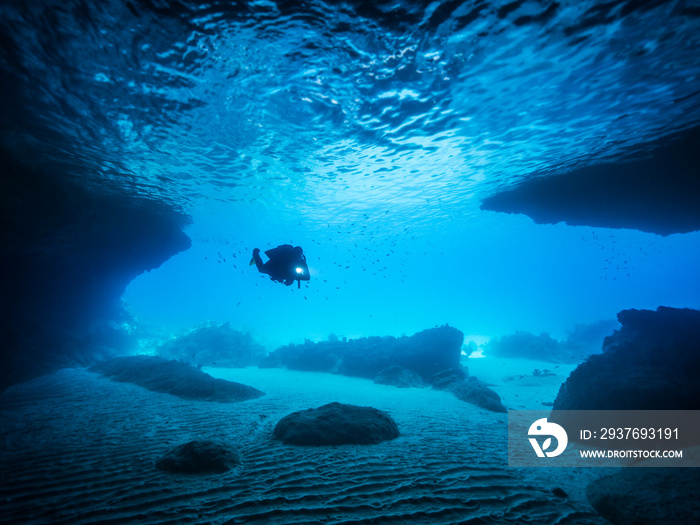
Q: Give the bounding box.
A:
[552,306,700,412]
[0,153,191,392]
[481,126,700,236]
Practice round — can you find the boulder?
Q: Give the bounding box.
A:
[450,378,507,413]
[426,366,505,412]
[586,468,700,524]
[156,440,240,474]
[90,356,265,402]
[429,366,469,390]
[374,365,425,388]
[273,402,400,446]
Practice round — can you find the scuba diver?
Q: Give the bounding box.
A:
[250,244,310,288]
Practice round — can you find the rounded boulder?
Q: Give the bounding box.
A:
[155,440,240,474]
[273,402,400,446]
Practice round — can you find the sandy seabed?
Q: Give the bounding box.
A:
[0,358,610,524]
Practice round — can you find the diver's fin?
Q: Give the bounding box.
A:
[249,257,255,266]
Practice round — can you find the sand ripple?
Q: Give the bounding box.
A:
[0,368,605,524]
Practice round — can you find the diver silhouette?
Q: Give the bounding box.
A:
[250,245,310,288]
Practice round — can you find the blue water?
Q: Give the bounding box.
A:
[2,0,700,348]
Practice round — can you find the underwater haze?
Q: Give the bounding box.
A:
[6,0,697,346]
[2,0,700,523]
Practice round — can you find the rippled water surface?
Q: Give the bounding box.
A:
[2,0,700,342]
[3,0,700,221]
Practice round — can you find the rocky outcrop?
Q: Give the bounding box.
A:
[553,307,700,412]
[429,366,469,390]
[273,402,400,446]
[1,155,191,392]
[450,378,508,413]
[260,325,463,381]
[481,126,700,236]
[429,366,507,413]
[374,365,425,388]
[90,356,265,403]
[156,441,240,474]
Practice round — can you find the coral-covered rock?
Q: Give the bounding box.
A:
[156,440,240,474]
[260,326,463,381]
[273,402,400,446]
[553,307,700,412]
[374,365,425,388]
[90,356,265,402]
[158,322,265,368]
